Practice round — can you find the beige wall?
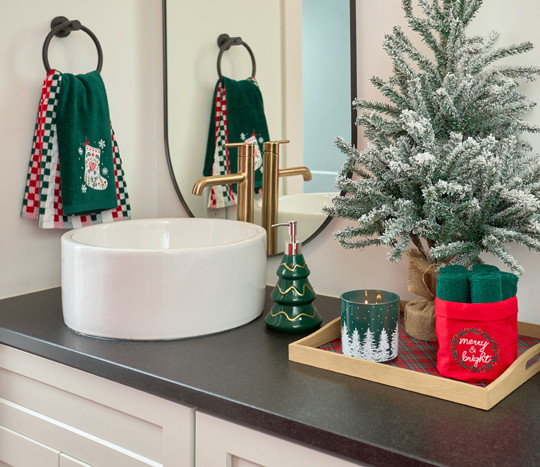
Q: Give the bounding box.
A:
[0,0,181,298]
[1,0,538,324]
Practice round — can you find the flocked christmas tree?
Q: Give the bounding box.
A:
[325,0,540,275]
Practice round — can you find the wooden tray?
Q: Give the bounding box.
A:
[289,318,540,410]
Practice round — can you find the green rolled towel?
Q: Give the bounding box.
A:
[472,264,500,273]
[469,272,503,303]
[436,265,470,302]
[439,265,468,275]
[500,272,519,300]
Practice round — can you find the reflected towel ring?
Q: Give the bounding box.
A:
[216,33,256,83]
[42,16,103,73]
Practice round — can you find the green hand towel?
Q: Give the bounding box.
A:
[204,77,269,192]
[439,265,468,275]
[500,272,519,300]
[56,71,117,216]
[469,272,503,303]
[472,264,500,273]
[436,265,470,302]
[436,264,519,304]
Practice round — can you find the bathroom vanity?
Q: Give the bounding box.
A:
[0,288,537,466]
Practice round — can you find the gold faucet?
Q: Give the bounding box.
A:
[262,140,312,255]
[192,142,255,223]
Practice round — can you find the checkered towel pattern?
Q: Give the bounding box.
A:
[208,81,236,209]
[319,314,539,387]
[21,70,131,228]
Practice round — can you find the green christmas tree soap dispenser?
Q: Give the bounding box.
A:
[264,221,322,333]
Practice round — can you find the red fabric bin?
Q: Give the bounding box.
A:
[434,296,518,383]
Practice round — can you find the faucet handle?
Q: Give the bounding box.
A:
[225,142,255,157]
[263,140,290,153]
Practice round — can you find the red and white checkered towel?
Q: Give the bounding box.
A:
[21,70,131,229]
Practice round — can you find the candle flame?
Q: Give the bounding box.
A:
[376,293,382,301]
[364,299,369,305]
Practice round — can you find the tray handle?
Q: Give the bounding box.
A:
[487,343,540,405]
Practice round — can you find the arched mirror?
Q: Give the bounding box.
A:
[162,0,357,255]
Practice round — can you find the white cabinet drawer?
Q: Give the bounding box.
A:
[0,425,59,467]
[196,411,362,467]
[0,344,192,466]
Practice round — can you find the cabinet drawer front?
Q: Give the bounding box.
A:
[0,345,192,467]
[196,412,362,467]
[0,397,159,466]
[0,425,59,467]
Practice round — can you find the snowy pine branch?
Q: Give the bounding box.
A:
[326,1,540,273]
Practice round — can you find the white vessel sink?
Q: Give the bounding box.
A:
[61,218,267,340]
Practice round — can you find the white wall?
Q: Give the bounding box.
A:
[0,0,182,299]
[1,0,538,324]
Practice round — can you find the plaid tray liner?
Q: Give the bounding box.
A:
[318,314,540,387]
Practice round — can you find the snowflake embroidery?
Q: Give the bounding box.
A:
[98,139,106,149]
[102,167,108,175]
[258,136,264,144]
[78,147,84,156]
[240,133,246,141]
[81,184,87,194]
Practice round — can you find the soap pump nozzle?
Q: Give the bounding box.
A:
[264,220,322,333]
[272,221,301,255]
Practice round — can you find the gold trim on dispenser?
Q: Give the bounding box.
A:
[192,142,255,223]
[262,140,313,255]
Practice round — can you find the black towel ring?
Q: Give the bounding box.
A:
[42,16,103,73]
[216,33,256,83]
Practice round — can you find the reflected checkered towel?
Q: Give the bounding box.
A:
[203,77,269,209]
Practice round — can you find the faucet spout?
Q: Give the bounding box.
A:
[279,166,312,181]
[192,173,246,196]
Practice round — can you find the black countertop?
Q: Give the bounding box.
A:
[0,287,538,466]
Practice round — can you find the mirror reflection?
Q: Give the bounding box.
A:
[163,0,355,254]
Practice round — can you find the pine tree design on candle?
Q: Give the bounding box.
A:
[342,318,399,362]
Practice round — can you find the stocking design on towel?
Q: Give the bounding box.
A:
[83,140,108,191]
[241,133,263,173]
[21,69,131,229]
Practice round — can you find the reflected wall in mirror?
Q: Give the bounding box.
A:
[163,0,357,254]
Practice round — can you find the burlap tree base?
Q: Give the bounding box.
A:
[404,249,438,342]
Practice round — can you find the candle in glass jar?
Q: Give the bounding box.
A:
[340,290,400,362]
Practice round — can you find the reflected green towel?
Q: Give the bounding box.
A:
[56,71,117,216]
[203,77,269,191]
